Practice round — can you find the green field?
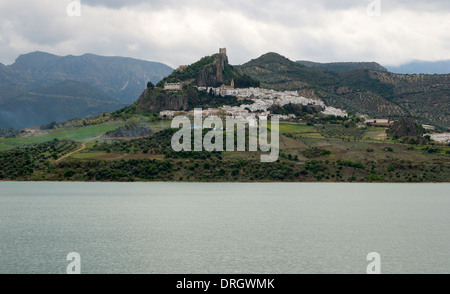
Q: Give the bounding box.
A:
[315,124,366,139]
[0,124,120,150]
[0,121,386,151]
[364,127,388,140]
[0,119,175,151]
[148,120,172,132]
[277,123,323,138]
[0,144,11,151]
[276,123,387,141]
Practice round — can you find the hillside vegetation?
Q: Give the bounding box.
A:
[237,53,450,129]
[297,60,387,72]
[1,125,449,182]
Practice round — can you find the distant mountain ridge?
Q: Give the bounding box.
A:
[386,60,450,74]
[297,60,388,73]
[0,52,173,128]
[6,51,173,103]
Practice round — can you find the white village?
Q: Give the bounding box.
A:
[161,80,347,121]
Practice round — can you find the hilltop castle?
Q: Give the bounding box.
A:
[166,48,231,90]
[176,48,227,73]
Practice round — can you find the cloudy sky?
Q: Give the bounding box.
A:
[0,0,449,67]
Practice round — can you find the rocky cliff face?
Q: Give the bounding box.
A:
[136,88,189,112]
[195,53,228,87]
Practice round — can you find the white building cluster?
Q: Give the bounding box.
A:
[322,107,349,117]
[164,83,181,91]
[160,86,348,120]
[205,86,319,102]
[199,86,347,118]
[429,133,450,144]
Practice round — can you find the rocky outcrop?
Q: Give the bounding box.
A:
[387,118,425,139]
[136,88,189,112]
[195,53,228,87]
[135,84,245,113]
[157,49,258,89]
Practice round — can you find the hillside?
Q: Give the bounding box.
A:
[0,81,125,129]
[369,71,450,127]
[237,53,450,129]
[297,60,387,73]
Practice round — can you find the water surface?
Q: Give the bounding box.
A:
[0,182,448,274]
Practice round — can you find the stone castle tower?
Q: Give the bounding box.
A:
[219,48,227,55]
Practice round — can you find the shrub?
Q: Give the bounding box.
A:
[64,169,76,178]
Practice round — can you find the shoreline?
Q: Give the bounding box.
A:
[1,180,449,184]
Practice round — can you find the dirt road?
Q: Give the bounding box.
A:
[56,143,86,162]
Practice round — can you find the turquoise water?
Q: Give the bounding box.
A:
[0,182,449,274]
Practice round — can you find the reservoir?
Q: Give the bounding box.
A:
[0,182,448,274]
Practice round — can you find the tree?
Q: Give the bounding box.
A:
[64,169,76,178]
[147,81,155,90]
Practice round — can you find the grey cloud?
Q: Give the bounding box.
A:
[0,0,448,67]
[81,0,450,30]
[84,0,450,11]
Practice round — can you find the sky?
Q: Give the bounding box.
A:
[0,0,449,68]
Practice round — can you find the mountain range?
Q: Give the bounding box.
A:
[297,59,450,75]
[386,60,450,75]
[296,60,388,73]
[0,52,173,129]
[1,50,449,130]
